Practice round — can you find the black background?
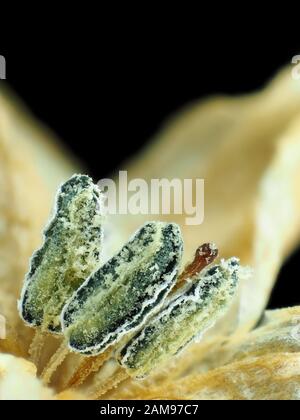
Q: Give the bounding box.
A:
[1,36,300,310]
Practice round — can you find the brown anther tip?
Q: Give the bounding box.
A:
[174,243,219,291]
[196,243,218,264]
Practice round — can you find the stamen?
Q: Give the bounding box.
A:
[119,258,240,378]
[62,221,183,356]
[18,174,104,366]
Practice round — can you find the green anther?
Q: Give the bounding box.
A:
[18,174,104,333]
[119,257,240,378]
[62,221,183,355]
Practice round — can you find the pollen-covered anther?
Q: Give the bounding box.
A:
[18,174,104,334]
[118,256,240,378]
[62,221,183,356]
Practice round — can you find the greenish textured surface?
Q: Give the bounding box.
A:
[18,174,104,333]
[119,258,239,378]
[62,221,183,355]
